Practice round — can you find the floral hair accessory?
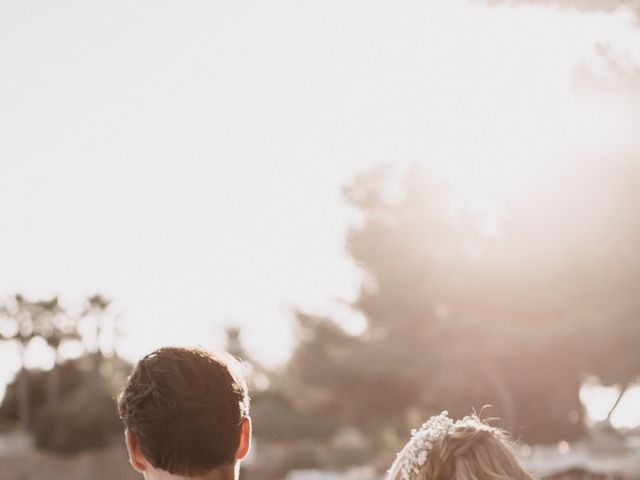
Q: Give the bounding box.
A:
[395,411,492,480]
[396,411,454,480]
[453,414,494,433]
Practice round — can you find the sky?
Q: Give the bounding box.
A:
[1,1,639,427]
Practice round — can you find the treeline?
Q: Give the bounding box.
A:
[1,163,638,459]
[285,163,640,446]
[0,294,130,452]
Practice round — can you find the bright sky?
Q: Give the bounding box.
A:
[1,1,639,427]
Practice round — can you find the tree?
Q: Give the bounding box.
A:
[0,354,131,452]
[0,295,79,426]
[0,293,112,429]
[0,294,38,429]
[288,163,640,445]
[80,294,114,364]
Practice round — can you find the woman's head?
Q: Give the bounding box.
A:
[387,412,534,480]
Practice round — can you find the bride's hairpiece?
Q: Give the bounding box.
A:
[395,411,492,480]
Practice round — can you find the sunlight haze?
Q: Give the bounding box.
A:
[1,1,639,427]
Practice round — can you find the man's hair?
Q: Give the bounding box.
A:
[117,347,250,476]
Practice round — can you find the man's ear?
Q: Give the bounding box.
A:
[235,417,252,461]
[125,429,147,474]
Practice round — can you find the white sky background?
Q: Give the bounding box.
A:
[1,1,640,426]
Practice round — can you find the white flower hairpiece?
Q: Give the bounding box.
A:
[395,411,492,480]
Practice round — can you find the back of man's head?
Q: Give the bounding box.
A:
[117,347,250,477]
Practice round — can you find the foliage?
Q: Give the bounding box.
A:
[0,354,131,453]
[287,163,640,444]
[0,369,50,429]
[0,293,117,431]
[33,378,122,454]
[251,390,338,441]
[287,313,420,433]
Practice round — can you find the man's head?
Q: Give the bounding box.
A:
[117,347,251,479]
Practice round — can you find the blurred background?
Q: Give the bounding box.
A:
[1,1,639,479]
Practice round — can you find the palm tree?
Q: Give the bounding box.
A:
[0,295,39,428]
[80,294,112,372]
[0,294,84,426]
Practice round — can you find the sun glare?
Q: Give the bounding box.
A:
[1,0,640,438]
[580,382,640,429]
[423,3,640,218]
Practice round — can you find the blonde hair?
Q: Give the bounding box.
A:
[387,414,534,480]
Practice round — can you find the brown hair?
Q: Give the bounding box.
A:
[388,414,534,480]
[117,347,250,476]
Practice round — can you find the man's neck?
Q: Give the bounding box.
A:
[146,463,237,480]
